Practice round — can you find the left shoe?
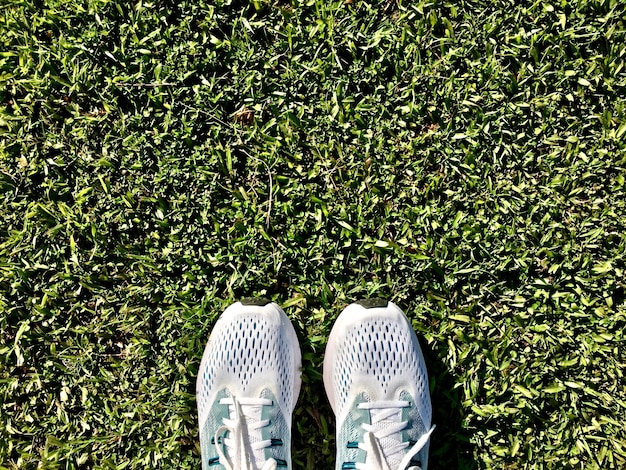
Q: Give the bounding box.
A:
[196,298,302,470]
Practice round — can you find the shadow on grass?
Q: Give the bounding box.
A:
[422,340,478,470]
[291,326,337,469]
[290,318,477,470]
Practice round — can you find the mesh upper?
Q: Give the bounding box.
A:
[196,302,301,470]
[324,302,433,470]
[332,316,431,424]
[197,308,299,424]
[200,389,291,469]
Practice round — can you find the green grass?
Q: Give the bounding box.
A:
[1,0,625,468]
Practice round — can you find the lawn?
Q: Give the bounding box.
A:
[1,0,625,468]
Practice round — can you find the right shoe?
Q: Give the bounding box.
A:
[323,299,435,470]
[196,298,302,470]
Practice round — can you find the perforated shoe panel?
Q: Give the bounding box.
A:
[196,301,302,470]
[323,301,432,470]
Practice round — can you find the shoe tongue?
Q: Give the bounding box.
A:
[242,406,267,464]
[225,397,268,468]
[363,432,391,470]
[370,409,404,468]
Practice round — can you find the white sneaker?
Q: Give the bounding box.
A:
[196,299,302,470]
[323,299,435,470]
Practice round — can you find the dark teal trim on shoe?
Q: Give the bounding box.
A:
[241,297,271,306]
[356,298,388,308]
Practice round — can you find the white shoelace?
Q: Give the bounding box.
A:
[214,397,278,470]
[355,400,435,470]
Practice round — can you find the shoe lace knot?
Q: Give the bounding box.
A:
[354,400,435,470]
[214,396,278,470]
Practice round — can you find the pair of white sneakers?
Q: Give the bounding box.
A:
[196,298,435,470]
